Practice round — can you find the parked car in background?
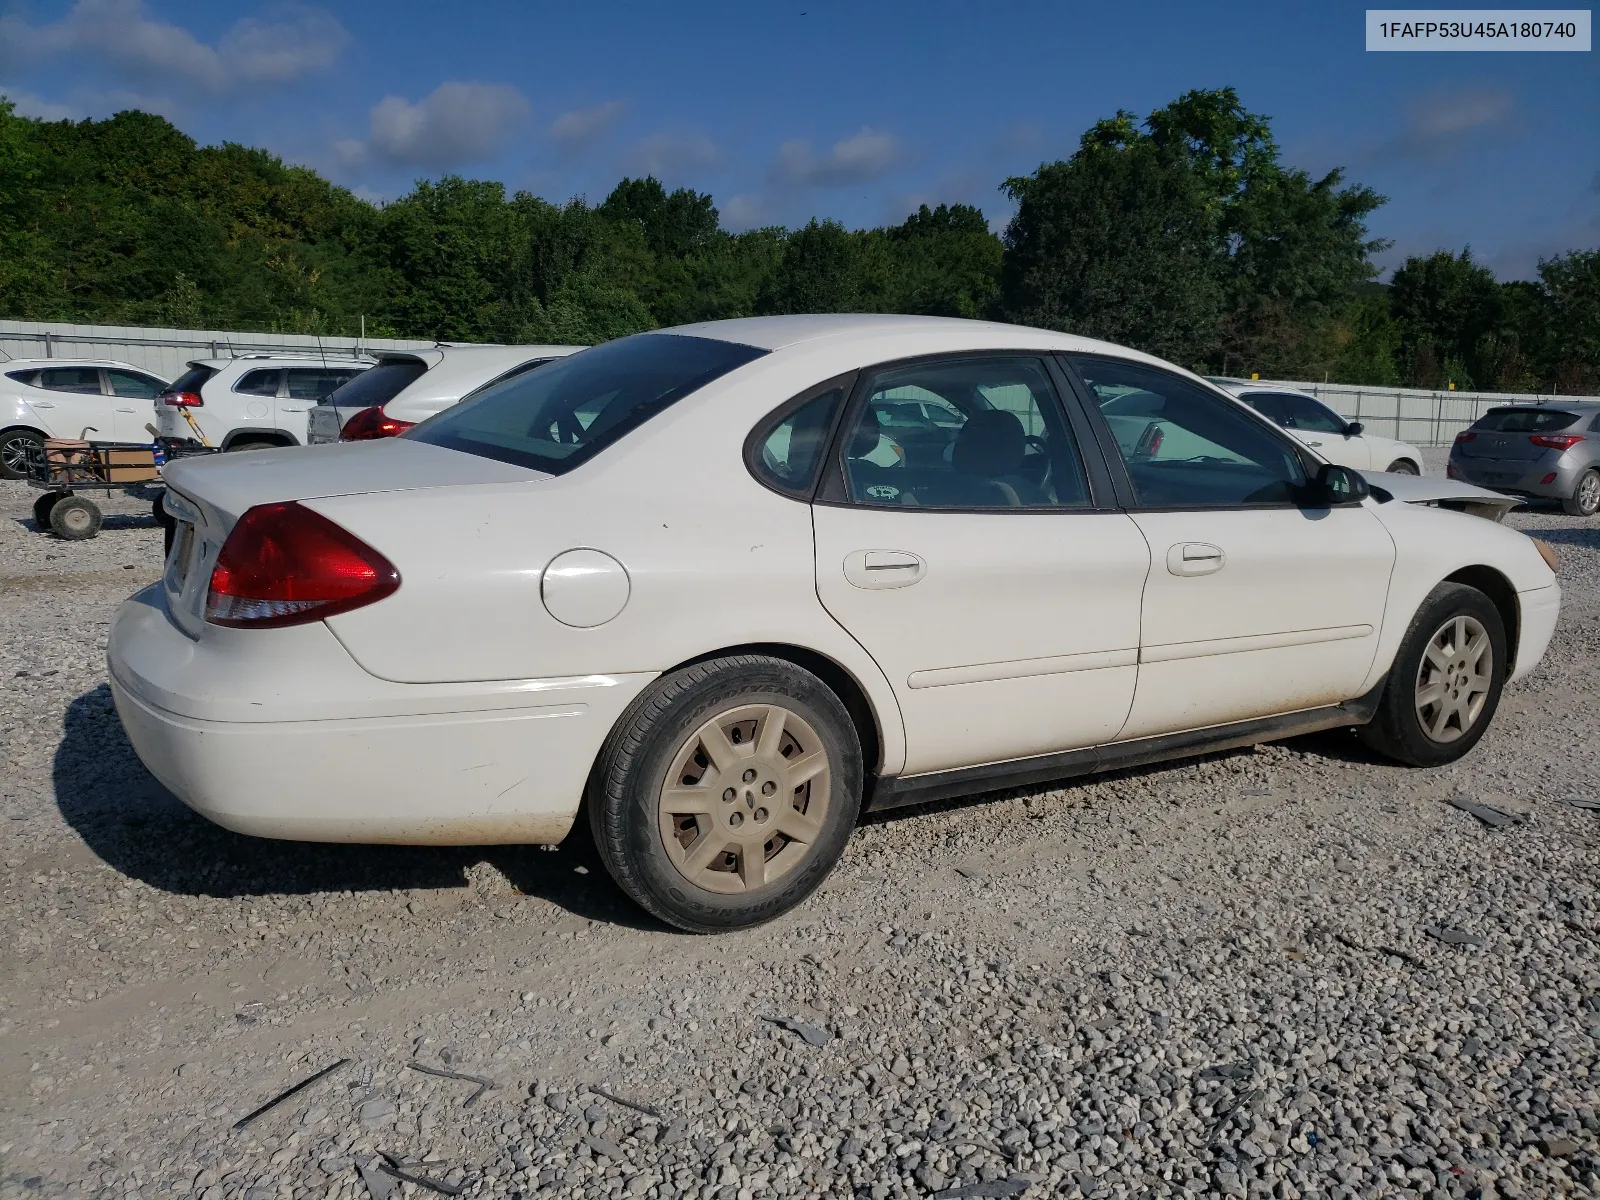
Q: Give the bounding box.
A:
[111,316,1560,933]
[1,359,169,478]
[308,344,583,443]
[1210,380,1426,475]
[1449,401,1600,517]
[155,356,370,451]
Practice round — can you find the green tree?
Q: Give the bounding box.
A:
[1389,248,1501,389]
[1537,249,1600,393]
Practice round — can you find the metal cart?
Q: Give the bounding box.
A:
[25,439,216,542]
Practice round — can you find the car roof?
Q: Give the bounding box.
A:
[659,313,1182,367]
[184,356,374,371]
[1484,399,1600,411]
[3,357,152,371]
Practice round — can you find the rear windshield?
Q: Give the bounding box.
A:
[167,365,217,394]
[320,359,428,408]
[407,335,767,474]
[1473,407,1579,433]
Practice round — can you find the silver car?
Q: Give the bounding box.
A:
[1449,400,1600,517]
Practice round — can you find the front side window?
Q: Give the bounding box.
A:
[1247,392,1346,435]
[234,368,282,397]
[408,334,767,475]
[837,357,1089,509]
[749,382,847,497]
[287,368,362,401]
[38,367,102,394]
[106,370,166,398]
[1073,357,1307,508]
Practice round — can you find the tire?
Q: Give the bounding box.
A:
[32,491,66,530]
[1385,459,1420,475]
[226,437,279,452]
[152,491,174,528]
[49,495,103,541]
[1562,468,1600,517]
[1359,582,1506,767]
[588,654,863,932]
[1,427,44,480]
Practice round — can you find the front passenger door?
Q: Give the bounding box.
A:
[1070,358,1396,740]
[28,366,115,441]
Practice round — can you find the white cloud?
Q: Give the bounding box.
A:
[365,81,532,171]
[772,127,899,188]
[1,85,79,121]
[623,131,719,181]
[1372,88,1518,165]
[721,193,775,232]
[549,100,625,151]
[0,0,348,95]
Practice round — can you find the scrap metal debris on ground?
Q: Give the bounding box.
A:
[231,1058,350,1131]
[1447,796,1529,829]
[765,1015,833,1047]
[1426,925,1487,947]
[583,1083,663,1119]
[406,1060,496,1107]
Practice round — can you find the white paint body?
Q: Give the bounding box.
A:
[1,358,169,443]
[1221,382,1427,474]
[154,356,372,449]
[107,316,1560,846]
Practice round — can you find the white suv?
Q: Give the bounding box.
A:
[308,344,582,443]
[2,359,169,478]
[156,356,370,451]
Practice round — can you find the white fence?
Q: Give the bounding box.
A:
[4,320,1593,447]
[0,320,436,382]
[1246,379,1599,447]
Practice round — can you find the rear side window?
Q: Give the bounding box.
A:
[320,359,428,407]
[1473,408,1578,433]
[748,379,849,497]
[409,335,767,475]
[39,367,102,393]
[167,365,217,394]
[286,367,362,400]
[234,368,282,397]
[5,369,40,386]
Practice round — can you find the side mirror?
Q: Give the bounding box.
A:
[1310,462,1369,506]
[1344,421,1364,437]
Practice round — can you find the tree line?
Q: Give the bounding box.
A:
[2,89,1595,393]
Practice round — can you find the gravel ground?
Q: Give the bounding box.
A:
[1,458,1596,1200]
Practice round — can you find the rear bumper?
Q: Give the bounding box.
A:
[107,584,654,844]
[1511,583,1560,683]
[1449,454,1582,500]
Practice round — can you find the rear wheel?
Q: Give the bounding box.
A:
[588,655,863,932]
[1359,582,1505,767]
[32,491,66,530]
[1563,468,1599,517]
[1385,459,1420,475]
[1,428,44,480]
[226,437,280,452]
[49,495,103,541]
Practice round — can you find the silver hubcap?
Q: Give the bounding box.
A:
[3,435,34,473]
[1579,472,1599,512]
[657,702,831,895]
[1414,615,1493,743]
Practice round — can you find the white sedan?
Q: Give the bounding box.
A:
[109,316,1561,931]
[1211,380,1426,475]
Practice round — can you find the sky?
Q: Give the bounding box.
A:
[0,0,1596,280]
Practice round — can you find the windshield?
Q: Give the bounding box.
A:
[321,359,428,408]
[407,334,767,474]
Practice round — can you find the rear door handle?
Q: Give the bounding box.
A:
[843,549,926,589]
[30,400,57,409]
[1167,543,1225,577]
[1305,440,1323,447]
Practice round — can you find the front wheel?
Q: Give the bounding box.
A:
[1385,459,1420,475]
[1563,468,1600,517]
[588,655,863,932]
[1,428,44,480]
[1359,582,1506,767]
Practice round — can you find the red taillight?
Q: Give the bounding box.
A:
[1530,433,1584,451]
[340,405,416,441]
[162,391,203,407]
[205,502,399,628]
[1453,431,1476,444]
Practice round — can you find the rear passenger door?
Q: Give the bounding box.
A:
[26,366,116,441]
[105,369,167,442]
[281,368,362,442]
[811,355,1150,776]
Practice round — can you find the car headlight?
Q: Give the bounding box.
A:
[1530,537,1559,573]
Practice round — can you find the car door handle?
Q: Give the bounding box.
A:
[843,549,926,590]
[116,406,137,413]
[281,405,309,413]
[1167,543,1225,577]
[29,400,56,408]
[1305,440,1323,447]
